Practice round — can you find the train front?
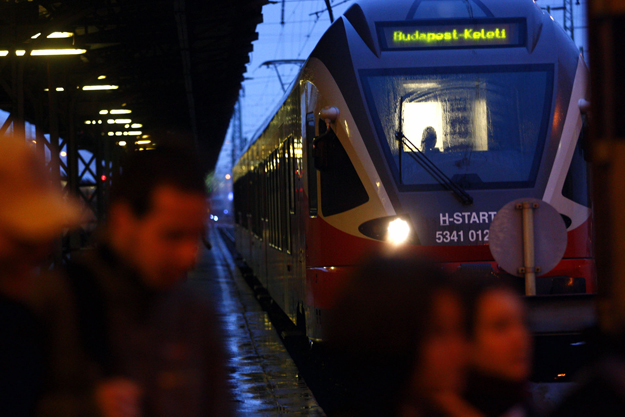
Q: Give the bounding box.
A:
[305,0,593,370]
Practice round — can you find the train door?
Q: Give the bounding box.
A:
[302,81,320,337]
[255,161,268,286]
[287,108,308,331]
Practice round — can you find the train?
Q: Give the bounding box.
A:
[232,0,594,373]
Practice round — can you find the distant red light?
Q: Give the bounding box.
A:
[101,175,107,181]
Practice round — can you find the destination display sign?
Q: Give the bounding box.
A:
[377,19,526,50]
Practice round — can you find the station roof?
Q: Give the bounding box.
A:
[0,0,267,171]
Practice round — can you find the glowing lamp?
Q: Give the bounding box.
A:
[387,218,411,245]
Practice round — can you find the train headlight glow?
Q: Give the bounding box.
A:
[387,218,410,245]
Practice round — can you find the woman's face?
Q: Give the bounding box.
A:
[412,291,468,396]
[470,289,532,382]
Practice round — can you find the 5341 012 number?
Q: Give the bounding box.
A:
[435,229,489,243]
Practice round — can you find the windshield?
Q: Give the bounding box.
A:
[360,66,553,190]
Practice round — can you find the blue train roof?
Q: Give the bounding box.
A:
[353,0,543,22]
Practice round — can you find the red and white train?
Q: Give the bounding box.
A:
[232,0,593,357]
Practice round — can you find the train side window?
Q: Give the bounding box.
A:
[234,177,241,226]
[306,113,318,216]
[269,156,275,247]
[255,163,264,239]
[288,136,295,215]
[246,172,252,230]
[562,124,591,208]
[274,150,282,250]
[267,155,274,246]
[272,154,276,246]
[252,167,260,238]
[317,127,369,217]
[282,143,291,253]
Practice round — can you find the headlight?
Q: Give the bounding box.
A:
[387,218,411,245]
[359,216,418,245]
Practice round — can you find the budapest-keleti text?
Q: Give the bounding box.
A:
[393,27,508,43]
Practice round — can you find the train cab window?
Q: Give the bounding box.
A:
[361,66,554,190]
[562,127,591,208]
[315,126,369,217]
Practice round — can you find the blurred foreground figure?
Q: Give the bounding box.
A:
[325,252,478,417]
[30,147,232,417]
[456,272,535,417]
[0,137,82,417]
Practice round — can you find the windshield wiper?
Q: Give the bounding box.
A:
[395,97,473,205]
[395,131,473,205]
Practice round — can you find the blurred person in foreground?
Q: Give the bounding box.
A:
[0,137,83,417]
[30,146,232,417]
[325,252,480,417]
[455,271,535,417]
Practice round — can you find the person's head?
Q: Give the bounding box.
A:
[421,126,437,151]
[107,146,207,290]
[0,137,83,291]
[326,252,467,415]
[458,273,532,382]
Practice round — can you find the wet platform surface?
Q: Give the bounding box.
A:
[187,226,325,416]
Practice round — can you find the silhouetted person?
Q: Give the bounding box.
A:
[0,136,83,417]
[30,146,232,417]
[421,126,440,153]
[325,252,478,417]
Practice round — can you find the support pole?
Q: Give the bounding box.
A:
[521,201,538,296]
[588,1,625,336]
[47,63,63,265]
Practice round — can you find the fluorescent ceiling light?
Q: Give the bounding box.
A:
[110,109,131,114]
[114,119,131,124]
[16,50,26,56]
[99,110,109,115]
[135,140,151,145]
[31,49,86,56]
[0,51,8,56]
[31,33,41,39]
[108,132,114,136]
[47,32,74,38]
[118,141,127,146]
[98,75,106,80]
[83,85,119,91]
[128,131,142,136]
[131,123,142,128]
[56,87,64,92]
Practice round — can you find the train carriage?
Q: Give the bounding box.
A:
[233,0,593,373]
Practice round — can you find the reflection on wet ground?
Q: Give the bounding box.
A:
[187,226,325,416]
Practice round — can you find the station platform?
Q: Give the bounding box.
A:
[187,226,325,416]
